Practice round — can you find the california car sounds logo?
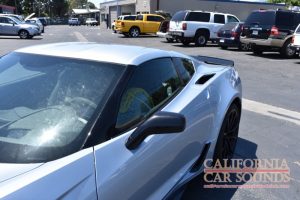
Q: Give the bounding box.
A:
[203,159,290,189]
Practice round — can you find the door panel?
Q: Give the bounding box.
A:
[94,89,213,200]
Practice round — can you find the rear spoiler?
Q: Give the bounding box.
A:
[191,56,234,67]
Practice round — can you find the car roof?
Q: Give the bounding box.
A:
[15,43,189,66]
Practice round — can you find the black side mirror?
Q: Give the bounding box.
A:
[125,111,186,150]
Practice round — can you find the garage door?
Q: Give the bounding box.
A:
[109,6,117,28]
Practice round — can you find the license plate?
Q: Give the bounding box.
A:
[171,32,182,36]
[252,30,258,35]
[219,39,224,43]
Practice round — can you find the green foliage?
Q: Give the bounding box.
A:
[268,0,300,6]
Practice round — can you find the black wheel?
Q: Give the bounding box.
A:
[213,103,241,164]
[19,30,29,39]
[129,27,140,38]
[166,38,174,43]
[181,38,190,46]
[195,33,208,47]
[252,46,263,55]
[280,39,296,58]
[220,45,228,50]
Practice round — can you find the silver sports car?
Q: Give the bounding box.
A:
[0,43,242,200]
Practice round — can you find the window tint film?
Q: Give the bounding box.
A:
[214,14,225,24]
[227,15,239,23]
[245,11,275,26]
[0,52,125,163]
[186,12,210,22]
[174,58,195,85]
[116,58,181,129]
[172,11,188,21]
[275,12,294,27]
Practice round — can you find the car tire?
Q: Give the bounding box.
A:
[19,30,29,39]
[280,39,296,59]
[220,45,228,50]
[252,46,263,55]
[129,27,140,38]
[213,103,241,165]
[195,33,208,47]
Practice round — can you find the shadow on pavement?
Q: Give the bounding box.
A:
[245,52,299,60]
[181,137,258,200]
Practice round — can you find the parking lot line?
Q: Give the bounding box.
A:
[74,32,89,42]
[243,98,300,126]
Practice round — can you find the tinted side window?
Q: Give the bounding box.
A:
[227,15,239,23]
[0,17,4,23]
[174,58,195,85]
[275,12,294,28]
[125,16,136,20]
[186,12,210,22]
[147,16,164,22]
[116,58,181,129]
[214,14,225,24]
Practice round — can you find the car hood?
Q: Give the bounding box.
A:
[0,163,43,183]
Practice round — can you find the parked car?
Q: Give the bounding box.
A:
[68,18,80,26]
[115,14,165,37]
[291,23,300,54]
[25,17,44,33]
[218,22,249,50]
[169,10,240,46]
[0,16,40,39]
[241,9,300,58]
[0,43,241,199]
[86,18,98,26]
[112,15,136,33]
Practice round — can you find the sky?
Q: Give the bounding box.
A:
[89,0,267,8]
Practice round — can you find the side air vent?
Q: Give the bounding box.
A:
[190,142,211,173]
[196,74,215,85]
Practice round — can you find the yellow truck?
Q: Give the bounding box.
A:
[115,14,165,37]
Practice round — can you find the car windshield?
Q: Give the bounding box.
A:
[0,53,125,163]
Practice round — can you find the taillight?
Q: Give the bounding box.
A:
[121,22,125,27]
[182,23,187,30]
[231,32,238,38]
[271,26,279,36]
[292,35,295,44]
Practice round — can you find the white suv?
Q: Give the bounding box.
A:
[291,24,300,55]
[169,10,240,46]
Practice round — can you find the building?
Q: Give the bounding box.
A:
[72,8,100,24]
[0,4,16,14]
[100,0,285,28]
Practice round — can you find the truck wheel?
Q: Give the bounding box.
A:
[19,30,29,39]
[280,39,296,58]
[129,27,140,38]
[195,33,208,47]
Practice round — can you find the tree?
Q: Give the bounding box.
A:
[87,1,96,9]
[268,0,300,6]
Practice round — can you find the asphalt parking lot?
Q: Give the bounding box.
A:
[0,25,299,199]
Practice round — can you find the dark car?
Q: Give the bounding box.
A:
[241,9,300,58]
[218,22,249,50]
